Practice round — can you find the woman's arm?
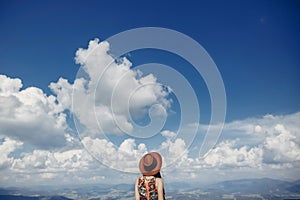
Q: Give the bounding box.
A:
[156,178,164,200]
[135,179,140,200]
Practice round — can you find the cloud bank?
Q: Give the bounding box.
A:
[0,38,299,187]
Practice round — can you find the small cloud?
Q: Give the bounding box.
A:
[161,130,176,139]
[254,125,262,133]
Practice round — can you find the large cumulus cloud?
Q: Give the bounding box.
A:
[0,75,69,149]
[69,39,171,136]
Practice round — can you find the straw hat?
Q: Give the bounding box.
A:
[139,152,162,176]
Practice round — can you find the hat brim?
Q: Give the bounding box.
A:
[139,152,162,176]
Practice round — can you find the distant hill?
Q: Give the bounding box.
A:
[165,178,300,200]
[0,195,73,200]
[205,178,293,194]
[287,180,300,193]
[0,178,299,200]
[0,187,21,195]
[0,195,39,200]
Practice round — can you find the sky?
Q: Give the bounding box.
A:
[0,0,300,188]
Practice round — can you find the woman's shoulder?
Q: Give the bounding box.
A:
[155,177,163,184]
[136,177,142,184]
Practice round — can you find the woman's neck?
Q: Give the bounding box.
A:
[144,175,154,181]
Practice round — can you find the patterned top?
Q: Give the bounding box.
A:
[138,176,158,200]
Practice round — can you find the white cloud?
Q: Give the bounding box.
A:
[215,113,300,167]
[0,137,22,169]
[49,77,73,111]
[0,139,112,186]
[160,130,189,168]
[203,140,263,168]
[161,130,176,139]
[12,147,94,173]
[264,124,300,163]
[0,136,148,187]
[194,113,300,169]
[254,125,262,133]
[0,110,299,187]
[71,38,171,136]
[163,112,300,183]
[0,74,22,94]
[0,75,69,149]
[81,137,147,173]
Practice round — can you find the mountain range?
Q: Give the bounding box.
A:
[0,178,299,200]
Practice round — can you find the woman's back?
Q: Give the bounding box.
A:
[135,152,165,200]
[136,175,164,200]
[137,176,158,200]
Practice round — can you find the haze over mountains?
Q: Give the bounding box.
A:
[1,178,299,200]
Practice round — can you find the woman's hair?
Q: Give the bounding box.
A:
[142,172,165,199]
[154,172,165,199]
[153,172,162,178]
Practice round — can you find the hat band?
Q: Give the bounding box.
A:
[144,157,157,172]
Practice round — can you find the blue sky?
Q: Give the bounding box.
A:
[1,0,299,120]
[0,0,299,188]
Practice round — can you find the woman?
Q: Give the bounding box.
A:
[135,152,165,200]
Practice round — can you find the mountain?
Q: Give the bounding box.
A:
[287,180,300,193]
[0,195,40,200]
[205,178,291,194]
[0,178,299,200]
[0,195,73,200]
[166,178,300,200]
